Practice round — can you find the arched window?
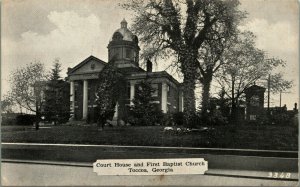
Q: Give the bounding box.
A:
[112,32,123,41]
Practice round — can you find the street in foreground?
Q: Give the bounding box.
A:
[1,142,298,186]
[1,161,298,186]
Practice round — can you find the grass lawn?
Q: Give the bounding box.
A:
[1,124,298,151]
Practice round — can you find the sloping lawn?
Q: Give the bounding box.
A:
[1,124,298,151]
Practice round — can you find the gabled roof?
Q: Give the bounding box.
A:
[67,55,106,75]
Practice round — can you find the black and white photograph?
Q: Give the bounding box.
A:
[1,0,299,186]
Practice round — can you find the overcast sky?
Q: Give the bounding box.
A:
[2,0,299,109]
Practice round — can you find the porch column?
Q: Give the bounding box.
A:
[161,82,168,113]
[181,93,184,112]
[179,90,184,112]
[130,82,135,105]
[70,81,75,120]
[113,102,119,120]
[82,80,88,120]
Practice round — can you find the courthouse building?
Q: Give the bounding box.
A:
[67,19,183,123]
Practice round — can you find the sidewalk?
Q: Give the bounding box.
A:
[2,143,298,171]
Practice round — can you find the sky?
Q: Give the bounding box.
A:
[2,0,299,109]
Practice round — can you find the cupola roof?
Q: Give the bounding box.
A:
[111,19,136,42]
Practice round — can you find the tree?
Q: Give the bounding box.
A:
[215,87,231,118]
[44,60,70,125]
[215,32,292,122]
[1,95,13,113]
[265,73,293,94]
[197,35,236,117]
[131,80,163,126]
[95,59,126,129]
[8,62,47,130]
[49,58,61,80]
[123,0,245,125]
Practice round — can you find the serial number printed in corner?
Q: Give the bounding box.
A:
[267,172,291,179]
[93,158,208,176]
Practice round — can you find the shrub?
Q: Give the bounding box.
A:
[130,81,164,126]
[128,109,164,126]
[161,113,174,126]
[254,114,270,125]
[173,112,184,126]
[271,113,292,125]
[207,110,228,126]
[1,117,16,126]
[58,112,70,124]
[189,113,202,128]
[151,109,164,125]
[16,114,36,126]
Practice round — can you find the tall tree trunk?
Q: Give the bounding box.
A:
[231,99,240,125]
[97,117,105,130]
[201,73,213,118]
[230,78,237,124]
[181,51,197,127]
[35,109,40,130]
[183,73,196,126]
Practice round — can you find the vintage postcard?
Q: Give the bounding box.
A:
[1,0,298,186]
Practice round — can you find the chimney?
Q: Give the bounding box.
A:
[146,59,152,72]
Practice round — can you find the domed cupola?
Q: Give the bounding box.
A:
[108,19,140,68]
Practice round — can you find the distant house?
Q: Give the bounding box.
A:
[266,104,298,125]
[67,19,183,123]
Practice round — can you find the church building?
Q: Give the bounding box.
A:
[67,19,183,123]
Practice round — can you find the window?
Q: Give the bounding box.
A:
[91,63,95,70]
[126,48,132,59]
[167,104,171,113]
[127,83,131,100]
[151,84,158,97]
[74,82,79,91]
[250,95,260,106]
[250,115,256,121]
[112,32,123,41]
[88,86,91,102]
[110,48,120,59]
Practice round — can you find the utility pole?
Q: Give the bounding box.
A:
[279,91,282,107]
